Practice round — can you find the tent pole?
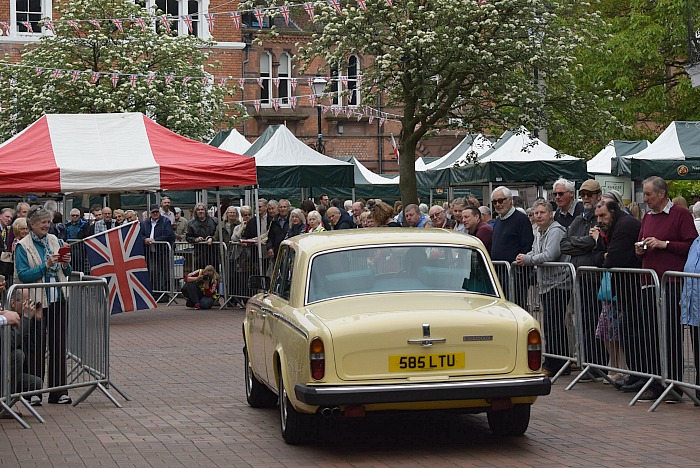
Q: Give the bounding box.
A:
[352,187,356,203]
[215,189,226,309]
[488,182,493,213]
[429,189,433,206]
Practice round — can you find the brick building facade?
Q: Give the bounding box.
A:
[0,0,453,175]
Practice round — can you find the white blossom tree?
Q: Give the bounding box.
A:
[0,0,242,142]
[296,0,620,205]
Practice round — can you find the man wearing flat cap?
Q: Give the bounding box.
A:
[141,204,176,298]
[560,179,608,371]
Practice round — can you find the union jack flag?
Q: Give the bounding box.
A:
[229,11,241,29]
[329,0,342,15]
[205,13,215,33]
[20,21,33,33]
[147,73,156,85]
[253,9,265,29]
[253,100,261,112]
[43,20,56,35]
[238,77,245,87]
[0,22,10,35]
[290,96,298,110]
[34,67,44,76]
[111,73,119,88]
[182,15,193,33]
[112,18,124,33]
[130,74,138,87]
[84,221,156,314]
[304,3,315,22]
[66,20,80,32]
[72,70,81,83]
[133,17,147,31]
[52,69,62,79]
[165,74,174,85]
[272,77,280,88]
[290,77,298,91]
[219,77,229,86]
[356,0,367,11]
[279,6,290,26]
[88,19,102,30]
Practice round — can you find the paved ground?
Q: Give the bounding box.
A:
[2,304,700,467]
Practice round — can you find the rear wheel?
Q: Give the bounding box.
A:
[244,349,277,408]
[487,404,531,436]
[278,371,310,445]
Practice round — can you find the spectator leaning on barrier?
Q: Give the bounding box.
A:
[186,203,218,270]
[553,178,583,229]
[560,179,607,370]
[631,176,696,402]
[267,199,291,259]
[491,186,535,309]
[591,198,641,390]
[141,205,176,295]
[15,204,73,405]
[516,200,571,377]
[242,198,270,241]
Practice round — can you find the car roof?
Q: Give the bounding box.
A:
[285,228,484,256]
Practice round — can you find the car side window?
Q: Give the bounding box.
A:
[271,245,295,300]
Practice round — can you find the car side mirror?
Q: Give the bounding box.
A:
[248,275,270,291]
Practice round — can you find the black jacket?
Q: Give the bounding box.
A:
[592,212,641,269]
[560,210,597,268]
[332,211,356,230]
[267,215,290,253]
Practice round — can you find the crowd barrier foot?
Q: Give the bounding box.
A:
[167,292,181,307]
[629,377,657,407]
[0,400,30,429]
[548,357,575,384]
[17,396,45,423]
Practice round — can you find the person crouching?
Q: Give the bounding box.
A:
[181,265,219,310]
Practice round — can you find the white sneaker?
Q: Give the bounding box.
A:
[29,395,42,406]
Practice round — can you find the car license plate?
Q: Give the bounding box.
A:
[389,353,465,372]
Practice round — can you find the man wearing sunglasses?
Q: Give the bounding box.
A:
[552,178,583,229]
[491,186,534,309]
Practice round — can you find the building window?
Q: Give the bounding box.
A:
[278,52,291,107]
[145,0,209,38]
[14,0,51,34]
[260,51,272,106]
[331,55,361,107]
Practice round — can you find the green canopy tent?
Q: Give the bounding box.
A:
[244,124,354,188]
[611,121,700,180]
[449,128,587,204]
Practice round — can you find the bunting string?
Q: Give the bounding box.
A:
[1,1,395,38]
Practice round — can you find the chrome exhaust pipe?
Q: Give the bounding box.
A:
[320,406,340,418]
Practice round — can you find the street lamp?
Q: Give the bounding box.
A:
[311,75,328,153]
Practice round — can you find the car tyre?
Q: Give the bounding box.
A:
[487,404,531,436]
[244,349,277,408]
[278,371,310,445]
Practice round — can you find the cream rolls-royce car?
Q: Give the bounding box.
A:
[243,228,550,444]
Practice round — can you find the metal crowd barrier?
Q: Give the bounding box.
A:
[657,271,700,410]
[223,241,267,308]
[568,267,670,409]
[491,260,512,301]
[67,239,91,275]
[0,277,127,428]
[511,263,576,383]
[149,241,176,305]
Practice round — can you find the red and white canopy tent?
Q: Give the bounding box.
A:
[0,112,257,193]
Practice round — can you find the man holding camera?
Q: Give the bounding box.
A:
[181,265,220,310]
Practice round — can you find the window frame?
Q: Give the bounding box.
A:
[10,0,52,36]
[330,54,361,107]
[259,51,272,107]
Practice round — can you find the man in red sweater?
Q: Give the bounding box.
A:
[629,176,697,402]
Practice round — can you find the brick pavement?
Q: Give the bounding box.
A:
[2,304,700,467]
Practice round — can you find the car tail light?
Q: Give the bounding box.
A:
[310,337,325,380]
[527,329,542,372]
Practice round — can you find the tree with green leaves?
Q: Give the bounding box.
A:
[566,0,700,144]
[294,0,620,205]
[0,0,241,142]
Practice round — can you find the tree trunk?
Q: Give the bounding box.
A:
[398,135,419,207]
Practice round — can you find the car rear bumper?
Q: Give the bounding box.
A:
[295,376,551,406]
